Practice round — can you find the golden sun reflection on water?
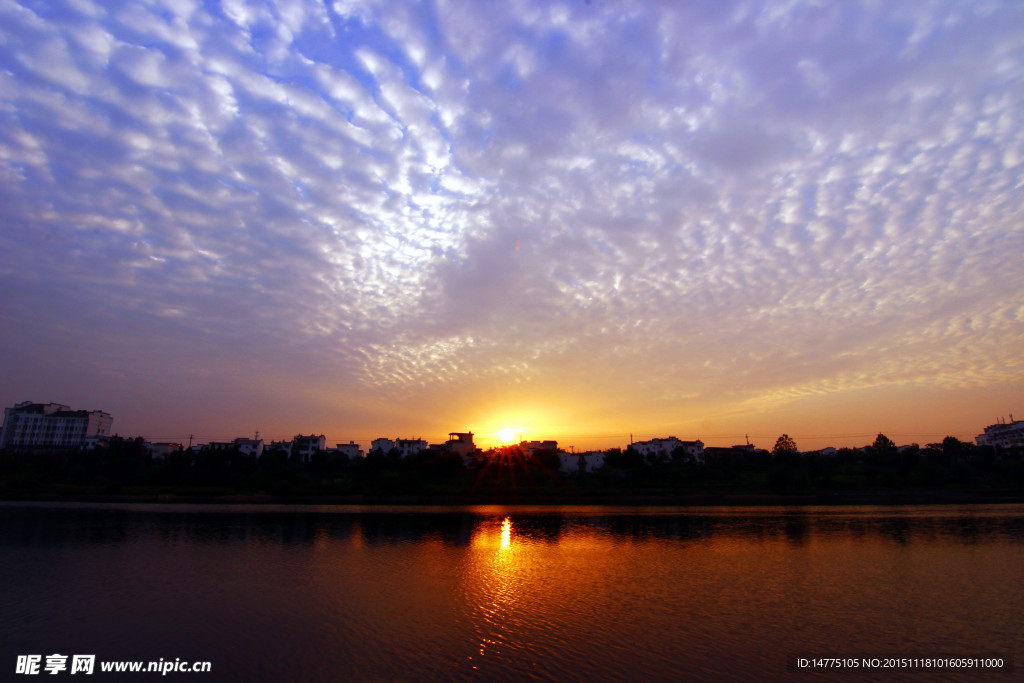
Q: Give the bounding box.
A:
[464,515,531,670]
[500,516,512,549]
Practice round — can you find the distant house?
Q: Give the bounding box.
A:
[0,401,113,451]
[703,444,757,459]
[395,438,427,458]
[334,442,363,459]
[521,440,558,456]
[445,432,476,455]
[292,434,326,463]
[370,438,395,456]
[234,438,264,458]
[440,432,479,466]
[558,451,606,474]
[632,436,704,464]
[147,442,183,459]
[368,437,426,458]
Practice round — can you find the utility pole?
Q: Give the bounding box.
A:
[187,434,194,449]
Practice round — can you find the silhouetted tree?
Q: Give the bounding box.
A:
[871,433,897,456]
[941,436,967,458]
[772,434,798,457]
[605,445,645,479]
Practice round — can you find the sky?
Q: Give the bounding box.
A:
[1,0,1022,451]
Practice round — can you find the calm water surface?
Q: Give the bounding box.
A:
[1,503,1021,681]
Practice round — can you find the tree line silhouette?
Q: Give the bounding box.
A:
[1,433,1021,498]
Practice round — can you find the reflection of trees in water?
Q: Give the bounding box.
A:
[2,505,1024,548]
[783,514,810,544]
[506,514,564,543]
[564,514,712,542]
[877,517,912,545]
[357,513,473,545]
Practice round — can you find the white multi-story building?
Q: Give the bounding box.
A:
[976,419,1024,449]
[368,437,426,458]
[0,401,113,450]
[292,434,326,462]
[233,438,264,458]
[443,432,478,466]
[445,432,475,455]
[370,438,395,455]
[395,438,427,458]
[632,436,704,463]
[558,451,606,474]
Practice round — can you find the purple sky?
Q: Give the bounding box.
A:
[1,0,1022,450]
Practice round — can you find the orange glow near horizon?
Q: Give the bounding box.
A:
[473,412,537,449]
[449,381,1022,453]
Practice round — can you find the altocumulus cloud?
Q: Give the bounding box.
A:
[0,0,1022,438]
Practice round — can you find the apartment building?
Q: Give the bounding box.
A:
[0,401,113,450]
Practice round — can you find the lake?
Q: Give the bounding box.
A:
[1,503,1020,681]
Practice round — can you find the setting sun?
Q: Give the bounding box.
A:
[496,428,519,444]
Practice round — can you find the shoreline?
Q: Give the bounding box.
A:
[3,488,1023,507]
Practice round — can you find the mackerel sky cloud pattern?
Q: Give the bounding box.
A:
[0,0,1022,446]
